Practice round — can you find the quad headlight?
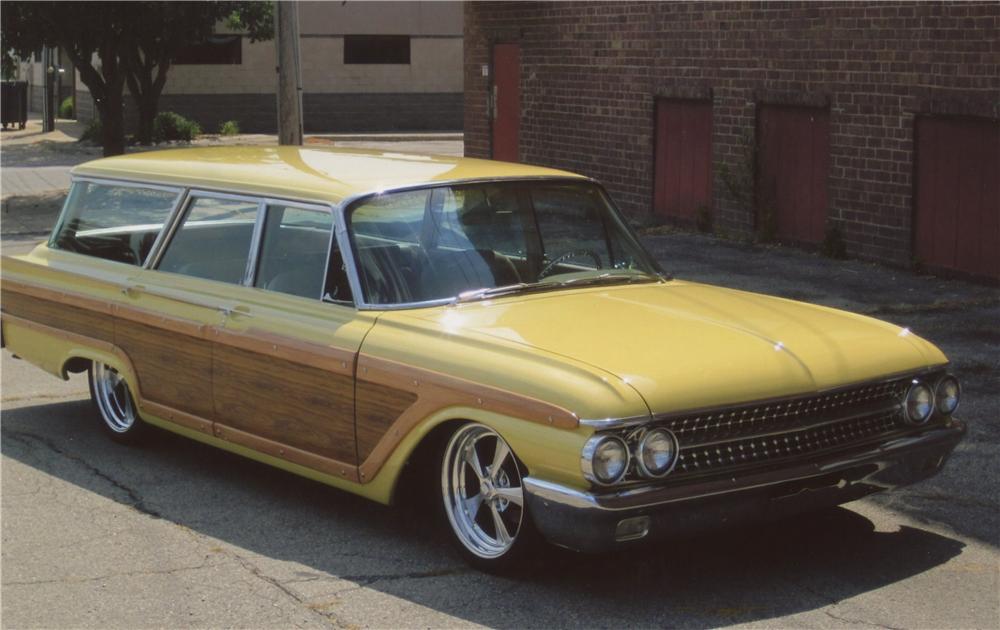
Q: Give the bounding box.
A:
[904,380,934,425]
[581,435,630,485]
[935,375,961,416]
[636,428,679,478]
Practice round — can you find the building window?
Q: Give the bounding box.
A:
[175,35,242,65]
[344,35,410,64]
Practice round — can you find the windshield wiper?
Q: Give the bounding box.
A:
[454,282,553,303]
[454,272,664,304]
[554,271,662,288]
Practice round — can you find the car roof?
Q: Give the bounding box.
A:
[70,146,587,206]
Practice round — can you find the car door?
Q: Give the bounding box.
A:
[115,191,261,434]
[211,201,376,483]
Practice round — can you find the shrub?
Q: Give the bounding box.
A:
[58,96,74,119]
[152,111,201,143]
[79,119,101,144]
[218,120,240,136]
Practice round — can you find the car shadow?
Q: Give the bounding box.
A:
[2,399,967,628]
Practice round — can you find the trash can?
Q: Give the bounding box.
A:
[2,81,29,130]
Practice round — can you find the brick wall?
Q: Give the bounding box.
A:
[464,1,1000,267]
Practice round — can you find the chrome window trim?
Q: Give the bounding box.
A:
[143,187,190,268]
[332,202,366,309]
[242,201,268,287]
[337,175,657,311]
[578,365,949,430]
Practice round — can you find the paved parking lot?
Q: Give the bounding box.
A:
[1,130,997,627]
[2,227,997,628]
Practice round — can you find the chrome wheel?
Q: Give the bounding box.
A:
[90,363,136,433]
[442,424,525,559]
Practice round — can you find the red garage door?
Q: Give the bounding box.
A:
[756,106,830,244]
[653,99,713,221]
[914,116,1000,281]
[492,44,520,162]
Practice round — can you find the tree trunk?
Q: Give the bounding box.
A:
[134,95,158,145]
[97,87,126,157]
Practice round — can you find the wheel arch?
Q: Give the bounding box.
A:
[375,407,589,506]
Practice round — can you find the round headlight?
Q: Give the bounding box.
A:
[904,380,934,424]
[935,375,961,416]
[582,435,629,485]
[636,428,679,478]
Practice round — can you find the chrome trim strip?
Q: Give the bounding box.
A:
[123,285,231,314]
[579,366,947,431]
[579,414,650,430]
[523,477,598,510]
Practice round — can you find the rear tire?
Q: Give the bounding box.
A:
[88,362,148,444]
[440,423,541,573]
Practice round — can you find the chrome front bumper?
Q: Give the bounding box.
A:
[523,419,966,553]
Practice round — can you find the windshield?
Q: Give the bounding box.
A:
[347,180,663,305]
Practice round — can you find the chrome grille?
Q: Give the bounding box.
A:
[658,378,910,446]
[674,408,902,475]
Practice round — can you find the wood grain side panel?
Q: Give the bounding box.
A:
[355,380,418,463]
[215,327,354,376]
[356,355,579,482]
[213,344,357,464]
[212,423,359,482]
[1,289,114,342]
[115,319,215,418]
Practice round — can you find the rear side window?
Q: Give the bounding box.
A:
[254,204,351,302]
[157,196,260,284]
[50,181,180,265]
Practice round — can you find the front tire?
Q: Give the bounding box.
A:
[440,423,539,572]
[88,362,148,444]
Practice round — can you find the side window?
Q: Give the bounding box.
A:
[157,196,260,284]
[50,181,180,265]
[255,205,351,302]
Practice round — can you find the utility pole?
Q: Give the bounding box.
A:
[275,0,304,145]
[42,47,55,132]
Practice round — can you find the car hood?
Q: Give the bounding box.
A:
[411,280,946,417]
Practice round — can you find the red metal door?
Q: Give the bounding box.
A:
[653,100,713,221]
[756,106,831,244]
[914,116,1000,281]
[492,44,520,162]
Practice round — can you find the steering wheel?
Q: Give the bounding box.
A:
[538,249,603,279]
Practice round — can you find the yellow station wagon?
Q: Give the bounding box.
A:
[0,147,965,571]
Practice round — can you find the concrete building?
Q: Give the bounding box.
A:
[21,1,463,133]
[464,2,1000,282]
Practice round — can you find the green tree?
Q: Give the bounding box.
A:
[1,2,272,156]
[124,2,272,145]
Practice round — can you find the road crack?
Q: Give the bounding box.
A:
[1,428,162,519]
[3,561,222,587]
